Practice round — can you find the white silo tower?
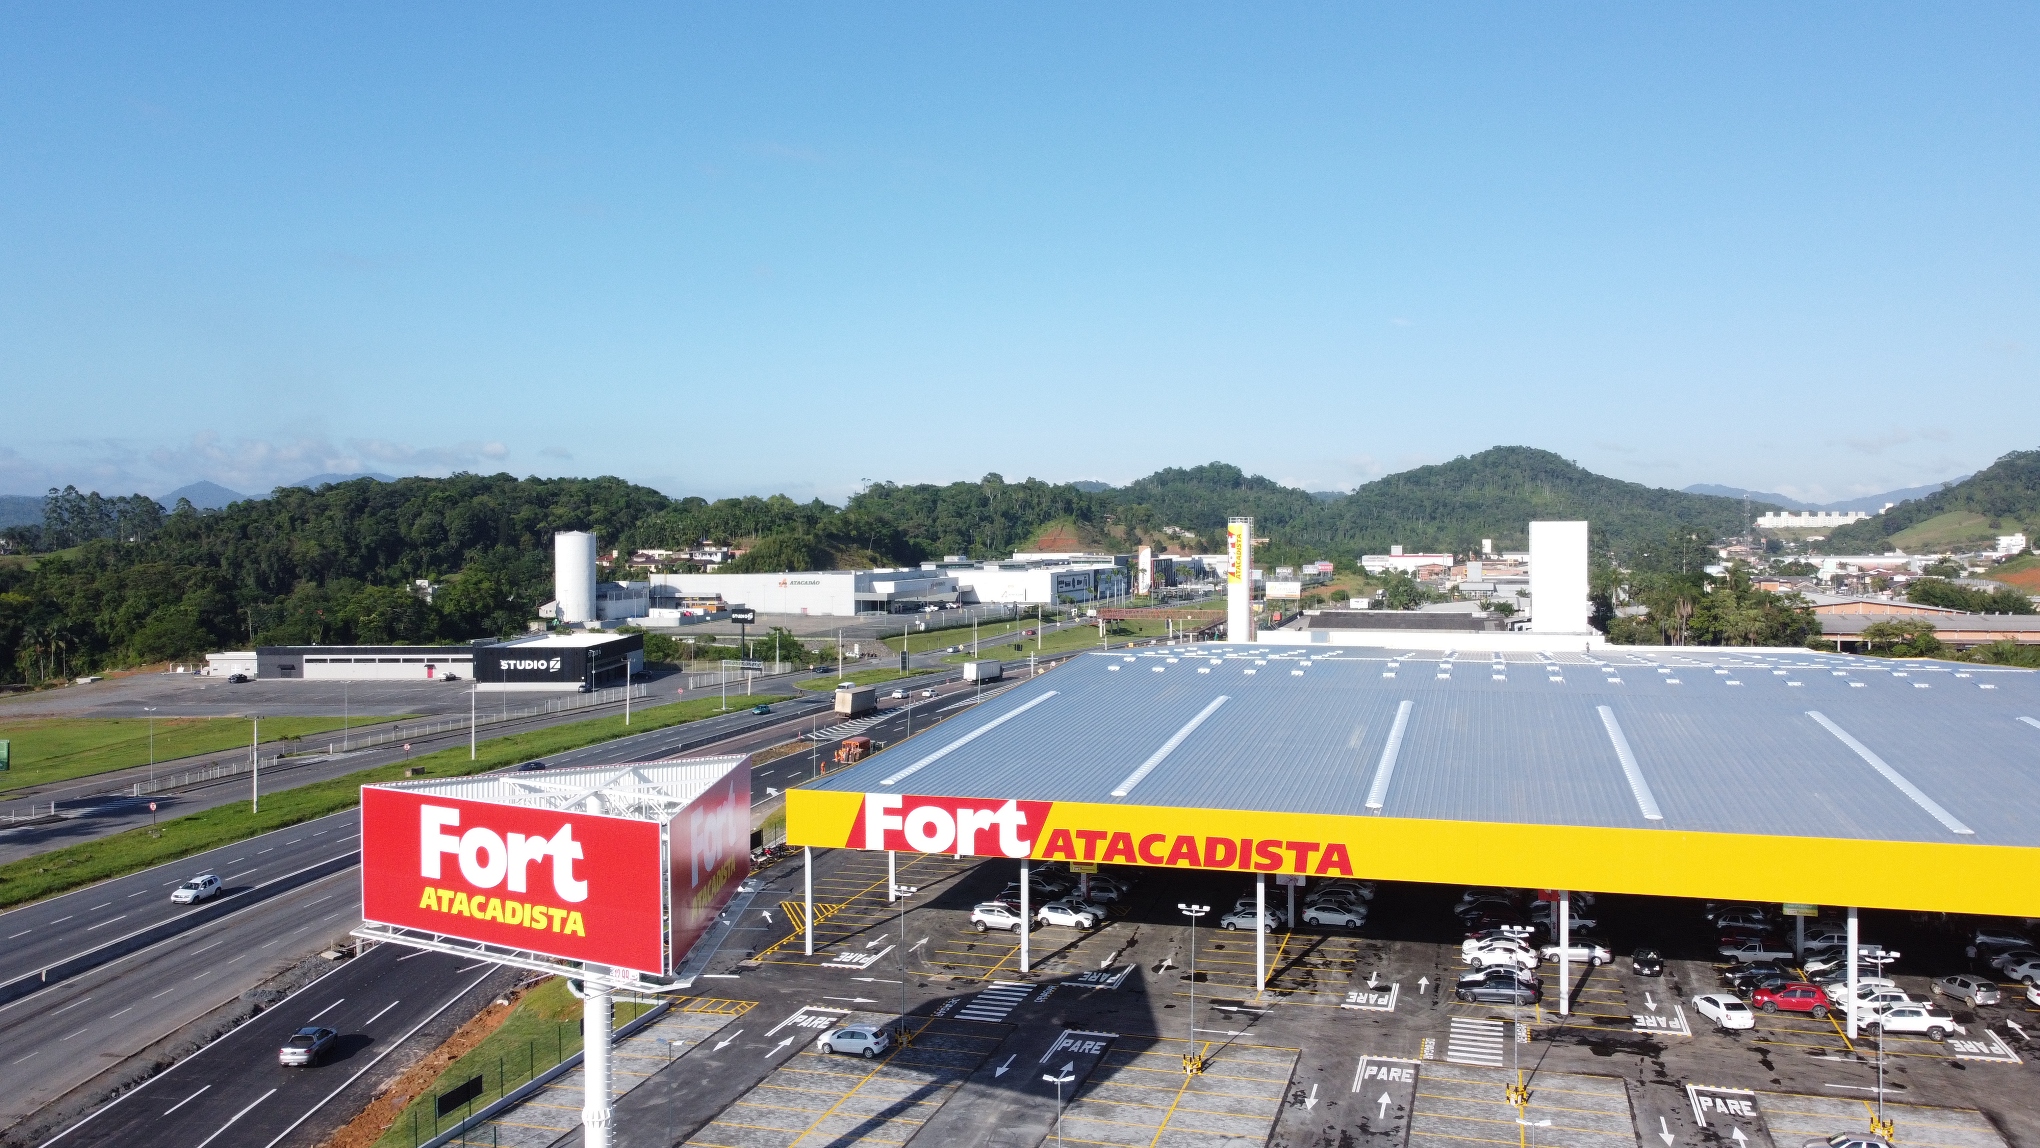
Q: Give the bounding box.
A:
[554,531,599,625]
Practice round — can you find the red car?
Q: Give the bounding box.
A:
[1752,982,1831,1019]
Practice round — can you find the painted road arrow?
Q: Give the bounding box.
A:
[1660,1117,1676,1145]
[1417,976,1428,994]
[767,1036,795,1058]
[1302,1084,1319,1111]
[714,1030,744,1051]
[994,1054,1016,1077]
[1378,1092,1391,1119]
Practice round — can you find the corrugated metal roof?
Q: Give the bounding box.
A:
[805,645,2040,848]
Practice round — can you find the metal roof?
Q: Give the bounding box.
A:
[369,755,746,821]
[805,645,2040,849]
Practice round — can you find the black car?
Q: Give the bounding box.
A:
[515,761,547,772]
[1723,960,1794,990]
[1458,977,1541,1005]
[227,672,250,684]
[1460,966,1539,988]
[1631,948,1663,977]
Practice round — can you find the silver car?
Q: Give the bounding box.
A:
[1932,974,2002,1006]
[818,1024,892,1059]
[279,1026,337,1066]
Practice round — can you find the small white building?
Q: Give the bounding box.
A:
[1755,509,1877,529]
[1361,546,1455,575]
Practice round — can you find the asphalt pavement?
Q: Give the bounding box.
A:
[44,944,505,1148]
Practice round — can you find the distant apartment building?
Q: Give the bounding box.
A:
[1755,509,1877,529]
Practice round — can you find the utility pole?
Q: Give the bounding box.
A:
[469,685,477,760]
[144,706,157,790]
[250,715,260,814]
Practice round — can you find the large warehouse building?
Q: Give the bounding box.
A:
[647,558,1131,617]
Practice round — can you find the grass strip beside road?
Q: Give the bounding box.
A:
[942,617,1178,661]
[371,976,648,1148]
[792,666,921,692]
[0,697,737,910]
[0,714,404,794]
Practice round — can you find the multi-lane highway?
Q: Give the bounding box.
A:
[5,655,1053,1144]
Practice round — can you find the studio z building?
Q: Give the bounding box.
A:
[472,632,645,692]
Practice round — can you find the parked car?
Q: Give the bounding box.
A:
[818,1024,892,1058]
[1932,974,2002,1006]
[1539,941,1612,967]
[1457,976,1541,1004]
[278,1026,337,1066]
[1466,944,1540,972]
[1036,901,1100,929]
[1460,966,1539,988]
[1804,949,1899,977]
[970,902,1028,933]
[1462,934,1536,958]
[1528,903,1598,931]
[1720,938,1795,963]
[1724,961,1797,991]
[1314,879,1376,900]
[226,672,251,684]
[1754,982,1832,1019]
[1631,948,1664,977]
[1712,910,1772,934]
[1302,903,1368,929]
[1965,930,2031,959]
[170,874,221,904]
[1694,993,1756,1031]
[1840,989,1916,1023]
[1986,949,2040,976]
[1220,907,1283,931]
[1457,887,1523,909]
[1866,1003,1963,1041]
[1999,957,2040,985]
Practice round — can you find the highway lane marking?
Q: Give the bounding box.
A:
[228,858,245,864]
[59,1025,90,1040]
[50,996,92,1015]
[152,987,177,998]
[366,1000,400,1024]
[7,929,29,938]
[455,961,490,973]
[395,950,430,961]
[52,915,73,923]
[163,1085,210,1114]
[225,870,258,881]
[192,971,211,980]
[129,890,146,897]
[14,1049,37,1063]
[86,914,128,931]
[108,1006,133,1019]
[192,939,224,953]
[306,998,345,1022]
[258,848,274,854]
[193,1086,276,1148]
[90,903,111,910]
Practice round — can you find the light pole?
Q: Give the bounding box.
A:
[1178,903,1210,1074]
[342,681,349,750]
[894,883,918,1045]
[250,714,260,814]
[143,707,158,790]
[1043,1066,1076,1147]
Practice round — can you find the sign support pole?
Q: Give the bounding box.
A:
[250,716,259,814]
[582,970,614,1148]
[1020,861,1031,973]
[804,847,815,956]
[1846,907,1859,1040]
[887,851,896,904]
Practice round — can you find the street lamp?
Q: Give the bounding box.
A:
[1177,903,1210,1074]
[894,883,918,1046]
[1043,1066,1076,1147]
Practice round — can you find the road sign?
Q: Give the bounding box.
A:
[1275,873,1306,887]
[1069,862,1098,873]
[739,660,765,671]
[729,608,757,624]
[148,802,157,811]
[1780,903,1818,917]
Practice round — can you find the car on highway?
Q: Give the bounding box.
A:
[227,672,251,684]
[1932,974,2002,1006]
[1693,993,1756,1031]
[1302,903,1367,929]
[1219,907,1284,931]
[1631,948,1664,977]
[1719,937,1795,963]
[751,704,772,714]
[1036,902,1100,929]
[1456,975,1540,1005]
[515,761,547,772]
[1866,1003,1963,1041]
[920,688,937,697]
[170,874,221,904]
[818,1024,892,1058]
[889,689,907,699]
[1753,982,1832,1019]
[971,902,1029,933]
[279,1026,338,1066]
[1539,940,1611,967]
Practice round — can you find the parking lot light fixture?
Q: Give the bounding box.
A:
[894,883,918,1044]
[1178,903,1211,1073]
[1044,1067,1076,1146]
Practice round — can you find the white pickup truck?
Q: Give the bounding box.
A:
[1718,937,1794,963]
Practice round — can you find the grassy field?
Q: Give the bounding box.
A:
[792,666,921,692]
[0,715,393,793]
[0,696,738,910]
[1887,511,2001,552]
[938,616,1183,661]
[374,976,651,1148]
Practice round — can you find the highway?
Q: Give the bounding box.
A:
[6,653,1059,1144]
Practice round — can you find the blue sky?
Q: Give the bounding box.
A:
[3,4,2034,505]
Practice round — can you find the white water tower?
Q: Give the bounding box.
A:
[554,531,598,625]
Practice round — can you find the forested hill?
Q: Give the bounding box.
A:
[1823,450,2040,551]
[1,452,1772,682]
[1089,448,1772,558]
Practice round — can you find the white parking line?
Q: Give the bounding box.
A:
[365,1000,400,1025]
[163,1085,210,1115]
[192,1087,276,1148]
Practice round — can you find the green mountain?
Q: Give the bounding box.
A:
[1824,450,2040,553]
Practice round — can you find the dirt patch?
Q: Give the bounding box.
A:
[749,740,812,768]
[1992,566,2040,592]
[1029,522,1088,551]
[318,980,539,1148]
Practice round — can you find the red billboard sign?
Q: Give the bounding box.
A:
[362,786,668,974]
[670,769,751,962]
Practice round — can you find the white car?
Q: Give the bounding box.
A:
[1466,944,1540,971]
[818,1025,892,1058]
[970,902,1028,933]
[1302,904,1367,929]
[170,874,221,904]
[1539,941,1612,967]
[1999,957,2040,985]
[1457,887,1522,909]
[1841,989,1915,1022]
[1036,902,1099,929]
[1693,993,1756,1031]
[1866,1003,1963,1041]
[1219,907,1283,931]
[1804,949,1898,976]
[1314,880,1375,901]
[1463,935,1535,959]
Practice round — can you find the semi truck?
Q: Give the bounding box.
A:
[962,659,1002,683]
[834,684,876,717]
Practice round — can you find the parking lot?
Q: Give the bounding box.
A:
[685,847,2040,1148]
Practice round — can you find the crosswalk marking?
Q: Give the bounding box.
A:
[956,981,1032,1023]
[805,714,886,741]
[1446,1017,1506,1067]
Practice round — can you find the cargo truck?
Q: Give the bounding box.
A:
[962,659,1002,683]
[834,684,876,717]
